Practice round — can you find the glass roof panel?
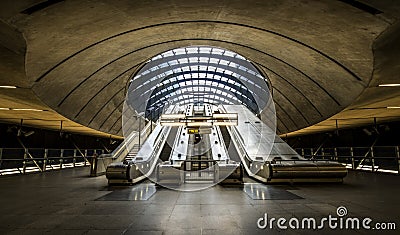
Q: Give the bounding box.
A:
[128,46,270,121]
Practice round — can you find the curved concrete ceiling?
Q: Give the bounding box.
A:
[1,0,400,137]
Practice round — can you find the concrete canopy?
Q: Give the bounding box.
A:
[0,0,399,137]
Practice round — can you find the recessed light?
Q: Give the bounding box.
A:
[387,106,400,109]
[0,86,17,89]
[0,108,11,110]
[378,84,400,87]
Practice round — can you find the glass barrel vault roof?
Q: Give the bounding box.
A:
[127,46,271,121]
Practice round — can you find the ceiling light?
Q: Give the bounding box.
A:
[0,85,17,89]
[11,108,45,111]
[387,106,400,109]
[24,130,35,137]
[378,84,400,87]
[0,108,46,111]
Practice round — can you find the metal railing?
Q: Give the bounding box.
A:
[295,146,400,174]
[0,148,104,176]
[183,160,218,182]
[90,122,154,176]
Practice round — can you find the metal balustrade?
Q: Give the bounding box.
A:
[295,146,400,174]
[90,122,154,176]
[0,148,104,176]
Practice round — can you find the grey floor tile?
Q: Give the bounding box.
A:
[0,167,399,234]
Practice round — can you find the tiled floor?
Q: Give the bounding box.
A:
[0,167,399,234]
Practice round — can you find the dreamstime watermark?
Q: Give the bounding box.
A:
[257,206,396,231]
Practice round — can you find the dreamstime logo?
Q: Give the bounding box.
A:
[257,206,396,231]
[336,206,347,217]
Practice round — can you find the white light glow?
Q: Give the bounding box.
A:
[11,108,45,111]
[212,113,238,118]
[213,122,238,126]
[160,114,186,119]
[377,169,398,174]
[187,122,213,127]
[379,84,400,87]
[160,122,184,126]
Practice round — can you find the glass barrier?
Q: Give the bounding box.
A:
[0,148,104,176]
[295,146,400,174]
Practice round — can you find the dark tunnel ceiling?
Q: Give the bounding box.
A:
[0,0,400,137]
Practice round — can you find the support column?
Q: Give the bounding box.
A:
[43,149,48,171]
[321,148,325,160]
[334,147,338,161]
[396,146,400,175]
[370,147,375,172]
[60,149,64,169]
[73,149,77,167]
[0,148,2,174]
[350,147,355,170]
[23,148,27,174]
[84,149,88,166]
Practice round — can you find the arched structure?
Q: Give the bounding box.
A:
[127,46,270,122]
[0,0,399,137]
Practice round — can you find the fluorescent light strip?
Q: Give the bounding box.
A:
[379,84,400,87]
[213,113,238,118]
[12,108,44,111]
[213,122,238,126]
[0,85,17,89]
[160,122,184,126]
[387,106,400,109]
[187,122,213,127]
[160,114,186,119]
[0,108,45,111]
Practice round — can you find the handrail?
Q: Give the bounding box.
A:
[128,125,171,183]
[16,137,43,172]
[225,124,267,182]
[70,141,90,164]
[297,146,400,174]
[106,121,153,161]
[296,146,400,150]
[228,124,257,163]
[0,147,103,176]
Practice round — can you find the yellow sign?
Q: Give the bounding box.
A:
[187,128,212,134]
[187,129,199,134]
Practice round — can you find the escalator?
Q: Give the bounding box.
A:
[106,124,172,185]
[124,144,140,162]
[219,126,241,163]
[159,127,178,162]
[221,105,348,184]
